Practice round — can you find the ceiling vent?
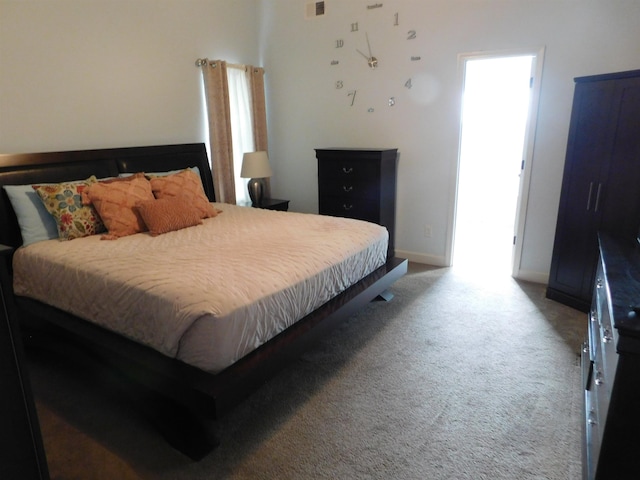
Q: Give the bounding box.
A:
[305,1,325,19]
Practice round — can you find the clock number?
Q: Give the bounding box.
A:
[336,80,344,89]
[405,78,413,89]
[407,30,417,40]
[336,39,344,48]
[351,22,359,32]
[348,90,357,106]
[394,12,399,26]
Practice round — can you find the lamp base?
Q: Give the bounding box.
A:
[247,178,266,206]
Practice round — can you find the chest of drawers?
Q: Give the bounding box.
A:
[583,234,640,479]
[315,148,398,258]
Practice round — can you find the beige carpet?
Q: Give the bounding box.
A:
[27,262,586,479]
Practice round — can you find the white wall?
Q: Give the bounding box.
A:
[0,0,259,153]
[260,0,640,282]
[2,0,640,283]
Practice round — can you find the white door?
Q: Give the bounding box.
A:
[447,48,545,277]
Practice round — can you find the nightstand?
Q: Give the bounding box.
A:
[252,198,289,211]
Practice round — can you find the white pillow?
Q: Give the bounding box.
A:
[118,166,201,178]
[3,184,58,246]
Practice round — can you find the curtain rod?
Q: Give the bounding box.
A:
[195,59,246,70]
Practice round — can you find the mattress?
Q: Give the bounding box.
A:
[13,203,388,373]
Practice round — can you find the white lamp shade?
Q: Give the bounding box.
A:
[241,151,273,178]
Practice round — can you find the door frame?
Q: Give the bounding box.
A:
[444,46,546,278]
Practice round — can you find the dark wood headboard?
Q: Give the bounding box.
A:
[0,143,215,248]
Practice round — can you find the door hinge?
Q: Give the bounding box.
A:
[530,76,534,88]
[521,159,525,170]
[513,235,517,245]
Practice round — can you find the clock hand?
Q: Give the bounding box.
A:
[356,48,370,61]
[356,32,378,69]
[356,48,378,68]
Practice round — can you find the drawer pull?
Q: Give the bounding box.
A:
[342,185,353,192]
[602,327,613,343]
[342,167,354,174]
[594,370,604,386]
[342,204,353,211]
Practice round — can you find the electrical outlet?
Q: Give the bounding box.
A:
[424,225,432,238]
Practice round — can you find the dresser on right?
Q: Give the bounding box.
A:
[583,234,640,479]
[547,70,640,312]
[315,148,398,258]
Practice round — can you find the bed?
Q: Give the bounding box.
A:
[0,143,407,459]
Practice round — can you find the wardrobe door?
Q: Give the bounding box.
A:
[547,79,617,310]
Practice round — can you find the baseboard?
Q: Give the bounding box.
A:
[513,269,548,285]
[396,249,550,285]
[395,249,448,267]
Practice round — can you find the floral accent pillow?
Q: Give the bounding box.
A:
[32,176,106,240]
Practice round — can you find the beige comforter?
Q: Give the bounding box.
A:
[13,204,388,373]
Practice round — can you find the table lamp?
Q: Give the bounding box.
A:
[241,151,273,206]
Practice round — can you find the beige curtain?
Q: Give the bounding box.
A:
[200,59,236,204]
[249,67,268,151]
[249,67,270,196]
[200,59,269,203]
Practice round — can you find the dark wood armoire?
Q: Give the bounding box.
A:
[547,70,640,312]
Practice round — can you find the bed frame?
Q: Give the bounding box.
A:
[0,143,407,460]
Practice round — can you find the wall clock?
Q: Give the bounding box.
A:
[330,4,422,113]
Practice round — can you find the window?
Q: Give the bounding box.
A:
[227,66,255,204]
[199,59,267,205]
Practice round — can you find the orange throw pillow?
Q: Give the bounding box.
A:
[149,169,218,219]
[84,173,155,239]
[136,197,203,236]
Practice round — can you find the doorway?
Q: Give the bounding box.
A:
[450,50,543,276]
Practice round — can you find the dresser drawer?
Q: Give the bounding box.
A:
[584,373,601,480]
[318,162,380,200]
[319,180,380,200]
[319,196,379,223]
[591,356,611,430]
[317,158,380,181]
[594,264,618,387]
